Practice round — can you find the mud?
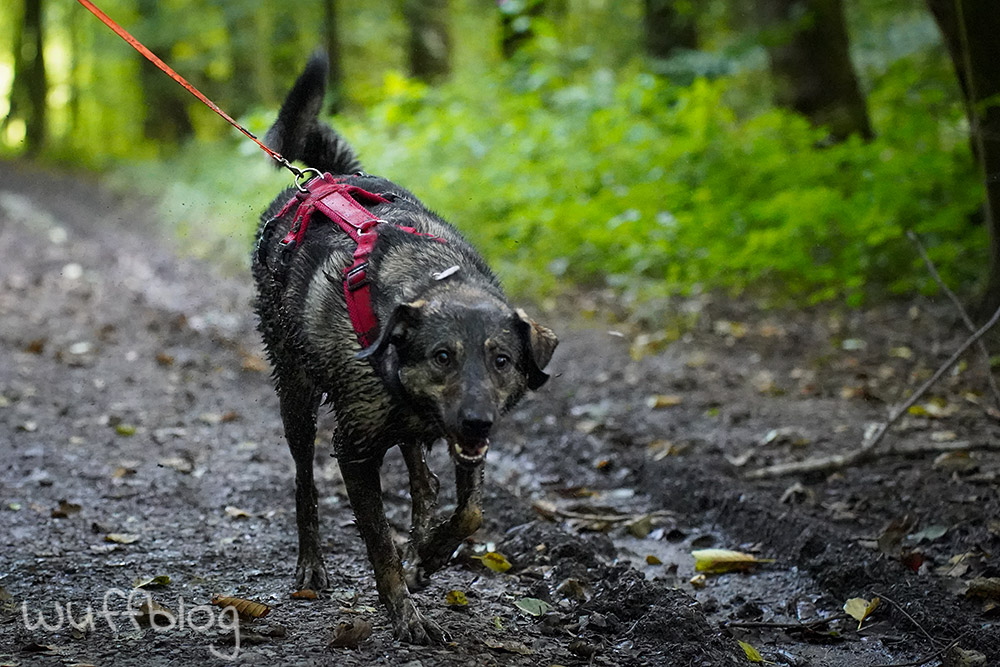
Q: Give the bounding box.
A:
[1,160,998,666]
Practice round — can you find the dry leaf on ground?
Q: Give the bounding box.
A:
[843,596,880,629]
[692,548,774,573]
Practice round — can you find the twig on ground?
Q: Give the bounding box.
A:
[887,439,1000,456]
[880,630,971,667]
[746,302,1000,479]
[531,499,674,525]
[907,230,1000,413]
[873,592,941,648]
[721,619,829,631]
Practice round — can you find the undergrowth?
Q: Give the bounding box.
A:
[117,54,986,307]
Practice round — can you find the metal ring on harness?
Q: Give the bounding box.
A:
[295,168,323,193]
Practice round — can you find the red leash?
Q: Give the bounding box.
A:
[76,0,308,182]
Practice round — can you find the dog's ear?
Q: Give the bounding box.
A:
[514,308,558,390]
[356,300,426,361]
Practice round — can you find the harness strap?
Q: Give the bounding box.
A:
[276,173,441,349]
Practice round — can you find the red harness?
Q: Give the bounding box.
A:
[276,173,440,349]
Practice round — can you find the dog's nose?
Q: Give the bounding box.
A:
[459,411,493,440]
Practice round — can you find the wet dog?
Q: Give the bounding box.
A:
[251,53,557,643]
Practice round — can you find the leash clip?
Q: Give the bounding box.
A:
[294,167,323,192]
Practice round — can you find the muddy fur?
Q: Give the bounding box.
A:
[251,52,557,644]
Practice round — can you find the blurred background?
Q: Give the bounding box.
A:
[0,0,997,314]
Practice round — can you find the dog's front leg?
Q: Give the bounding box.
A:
[339,457,447,644]
[416,461,484,575]
[400,443,440,588]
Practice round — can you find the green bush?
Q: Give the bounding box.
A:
[121,54,985,307]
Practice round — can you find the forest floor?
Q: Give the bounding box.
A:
[1,159,998,667]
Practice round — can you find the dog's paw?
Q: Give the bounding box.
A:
[295,557,330,591]
[393,601,448,645]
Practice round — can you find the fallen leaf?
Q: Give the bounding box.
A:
[966,577,1000,600]
[111,466,137,479]
[555,578,591,601]
[645,554,663,565]
[841,338,867,351]
[329,618,372,649]
[646,394,683,409]
[133,599,175,628]
[878,516,916,556]
[51,500,81,519]
[568,639,600,658]
[240,351,270,373]
[738,640,765,663]
[21,642,60,654]
[627,515,653,538]
[760,427,810,447]
[933,451,978,473]
[843,597,880,629]
[692,548,774,573]
[291,589,318,600]
[648,439,684,461]
[910,525,948,543]
[105,533,139,544]
[133,575,171,589]
[513,597,551,617]
[155,352,174,366]
[159,456,193,474]
[211,595,270,620]
[115,424,136,437]
[479,551,512,573]
[890,346,913,360]
[483,638,535,655]
[445,590,468,607]
[225,506,252,520]
[689,573,707,588]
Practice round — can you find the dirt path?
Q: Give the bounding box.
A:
[1,160,997,666]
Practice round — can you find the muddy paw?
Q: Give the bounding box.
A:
[393,601,448,644]
[295,557,329,591]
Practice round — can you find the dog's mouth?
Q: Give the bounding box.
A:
[451,438,489,465]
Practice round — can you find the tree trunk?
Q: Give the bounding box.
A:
[755,0,872,142]
[3,0,48,154]
[644,0,698,59]
[135,0,193,145]
[322,0,344,112]
[498,0,546,60]
[403,0,451,83]
[927,0,1000,315]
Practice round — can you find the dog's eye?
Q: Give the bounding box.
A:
[494,354,510,371]
[433,349,451,367]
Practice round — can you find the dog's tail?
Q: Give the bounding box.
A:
[265,51,362,175]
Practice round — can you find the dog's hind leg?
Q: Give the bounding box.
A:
[278,379,328,591]
[339,457,447,644]
[399,443,441,588]
[416,462,484,576]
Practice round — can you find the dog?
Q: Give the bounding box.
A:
[251,53,557,643]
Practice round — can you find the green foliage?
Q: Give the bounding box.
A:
[335,61,983,305]
[122,51,983,306]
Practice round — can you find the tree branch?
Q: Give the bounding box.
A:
[746,301,1000,479]
[907,230,1000,413]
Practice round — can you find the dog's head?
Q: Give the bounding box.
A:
[358,286,557,465]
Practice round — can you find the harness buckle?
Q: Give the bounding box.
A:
[345,262,370,291]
